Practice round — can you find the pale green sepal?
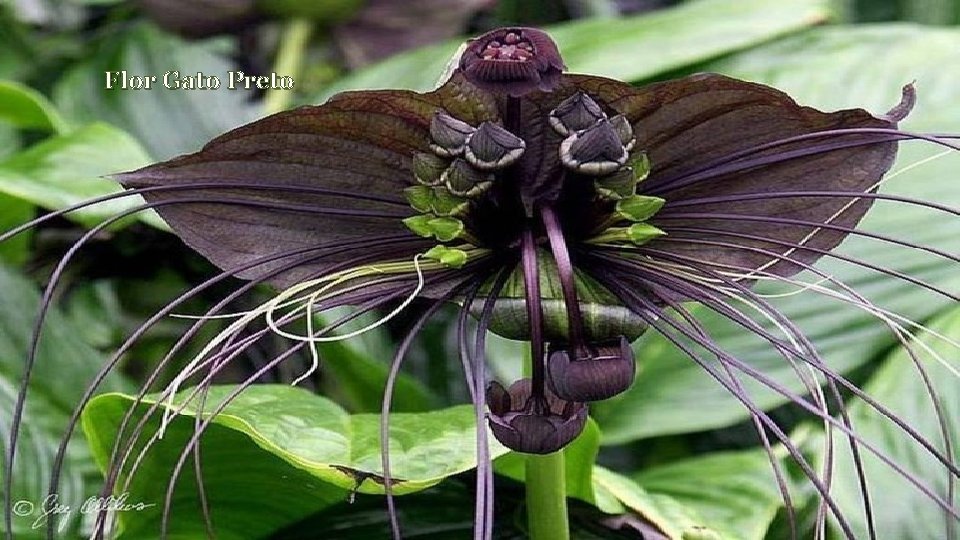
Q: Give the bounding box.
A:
[403,214,434,237]
[424,245,469,268]
[616,195,666,222]
[427,216,464,242]
[627,223,667,245]
[404,185,434,213]
[629,152,652,182]
[431,187,470,216]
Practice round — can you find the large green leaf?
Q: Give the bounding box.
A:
[592,466,722,539]
[312,0,829,100]
[53,23,260,160]
[635,449,786,540]
[0,123,164,229]
[81,384,512,537]
[593,24,960,442]
[0,265,126,537]
[823,305,960,538]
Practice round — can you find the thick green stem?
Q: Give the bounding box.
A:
[264,18,313,115]
[526,451,569,540]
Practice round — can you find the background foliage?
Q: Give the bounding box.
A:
[1,0,958,538]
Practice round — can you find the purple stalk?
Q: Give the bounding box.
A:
[541,206,586,349]
[521,229,547,406]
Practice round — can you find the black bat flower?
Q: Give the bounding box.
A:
[4,26,959,540]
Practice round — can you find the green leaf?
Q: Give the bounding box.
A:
[81,385,512,536]
[592,466,720,540]
[53,23,260,160]
[0,264,126,537]
[312,0,829,100]
[0,123,164,229]
[0,80,67,133]
[593,24,960,442]
[635,449,786,540]
[822,306,960,538]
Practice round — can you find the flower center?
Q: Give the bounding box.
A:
[480,32,535,62]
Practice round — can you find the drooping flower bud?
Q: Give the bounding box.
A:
[547,336,636,402]
[486,379,587,454]
[559,119,629,176]
[429,111,476,157]
[442,159,494,197]
[458,27,565,97]
[548,92,606,136]
[464,122,526,170]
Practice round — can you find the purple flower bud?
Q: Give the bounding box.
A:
[464,122,526,170]
[486,379,587,454]
[429,111,476,157]
[547,336,636,402]
[559,118,630,176]
[458,27,565,97]
[548,92,607,136]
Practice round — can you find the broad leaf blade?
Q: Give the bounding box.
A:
[0,123,163,229]
[81,385,511,536]
[635,449,786,540]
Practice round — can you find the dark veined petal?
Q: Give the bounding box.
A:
[568,73,907,277]
[116,79,499,290]
[486,379,587,455]
[547,336,636,402]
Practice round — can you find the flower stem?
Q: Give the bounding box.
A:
[264,18,313,115]
[526,451,569,540]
